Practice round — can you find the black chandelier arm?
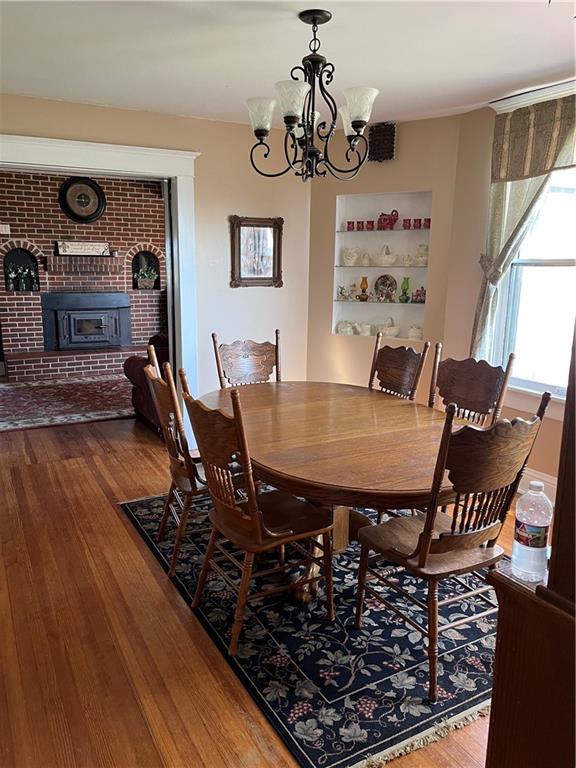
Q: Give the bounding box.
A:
[290,64,307,82]
[316,63,338,140]
[320,132,368,178]
[345,133,369,164]
[249,132,300,178]
[319,158,364,181]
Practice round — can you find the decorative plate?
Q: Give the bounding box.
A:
[58,177,107,223]
[374,273,397,301]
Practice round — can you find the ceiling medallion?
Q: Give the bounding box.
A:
[246,9,379,182]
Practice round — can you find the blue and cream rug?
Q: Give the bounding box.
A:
[120,493,496,767]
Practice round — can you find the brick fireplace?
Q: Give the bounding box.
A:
[0,172,168,382]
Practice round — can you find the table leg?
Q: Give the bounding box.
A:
[295,506,374,602]
[332,506,351,552]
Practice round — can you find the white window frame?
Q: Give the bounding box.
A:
[493,174,575,420]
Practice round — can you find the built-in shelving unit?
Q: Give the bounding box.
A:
[332,191,432,339]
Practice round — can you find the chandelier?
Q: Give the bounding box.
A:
[246,9,379,182]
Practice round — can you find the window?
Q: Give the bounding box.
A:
[495,166,576,399]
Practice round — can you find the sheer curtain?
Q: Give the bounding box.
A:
[471,95,575,360]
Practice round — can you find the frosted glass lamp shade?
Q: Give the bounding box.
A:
[338,105,354,137]
[246,97,276,133]
[274,80,311,118]
[342,87,379,123]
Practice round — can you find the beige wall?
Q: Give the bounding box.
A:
[306,107,562,478]
[0,94,311,394]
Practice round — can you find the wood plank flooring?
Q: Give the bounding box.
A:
[0,418,509,768]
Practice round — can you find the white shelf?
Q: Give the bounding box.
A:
[334,299,426,305]
[333,190,432,340]
[334,334,425,342]
[336,228,431,234]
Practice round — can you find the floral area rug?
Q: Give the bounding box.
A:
[120,493,497,767]
[0,376,135,431]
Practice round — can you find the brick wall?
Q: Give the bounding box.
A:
[0,172,168,381]
[6,348,148,382]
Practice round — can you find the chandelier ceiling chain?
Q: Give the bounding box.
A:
[246,9,379,182]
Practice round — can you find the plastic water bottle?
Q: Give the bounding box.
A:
[511,480,553,582]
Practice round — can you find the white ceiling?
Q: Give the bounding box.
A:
[0,1,574,124]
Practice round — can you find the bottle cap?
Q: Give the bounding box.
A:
[529,480,545,492]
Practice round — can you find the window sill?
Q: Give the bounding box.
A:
[505,386,565,422]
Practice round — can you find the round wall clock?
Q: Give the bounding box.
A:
[59,177,107,223]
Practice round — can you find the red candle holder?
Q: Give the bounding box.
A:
[413,218,422,229]
[347,221,355,231]
[403,219,411,230]
[356,220,365,231]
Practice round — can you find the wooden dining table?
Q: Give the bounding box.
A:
[199,381,454,553]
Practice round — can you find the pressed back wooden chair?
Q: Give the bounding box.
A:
[355,392,550,702]
[212,329,281,388]
[368,333,431,399]
[144,359,207,576]
[147,343,162,378]
[182,386,334,655]
[428,343,515,425]
[368,333,431,523]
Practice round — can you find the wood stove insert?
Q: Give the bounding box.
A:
[41,292,132,351]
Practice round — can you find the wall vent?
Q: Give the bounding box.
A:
[368,122,396,162]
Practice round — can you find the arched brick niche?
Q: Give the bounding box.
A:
[126,243,165,291]
[125,243,167,345]
[1,239,43,292]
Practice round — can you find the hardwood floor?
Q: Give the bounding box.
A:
[0,418,512,768]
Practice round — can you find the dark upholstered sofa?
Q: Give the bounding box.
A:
[123,333,169,430]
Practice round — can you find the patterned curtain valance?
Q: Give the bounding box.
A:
[492,95,575,182]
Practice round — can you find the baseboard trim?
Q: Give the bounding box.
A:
[519,467,557,504]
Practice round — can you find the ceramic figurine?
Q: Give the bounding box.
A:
[380,317,400,337]
[342,248,358,266]
[407,325,423,340]
[336,320,355,335]
[411,286,426,304]
[337,285,352,300]
[415,244,429,266]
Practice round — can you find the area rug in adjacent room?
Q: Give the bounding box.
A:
[0,376,135,431]
[120,493,495,768]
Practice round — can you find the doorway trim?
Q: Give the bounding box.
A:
[0,134,200,396]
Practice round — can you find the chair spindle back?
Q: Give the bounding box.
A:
[417,392,550,565]
[147,343,162,378]
[183,389,266,544]
[368,333,430,400]
[144,361,199,484]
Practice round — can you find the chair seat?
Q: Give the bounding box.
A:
[359,512,504,578]
[210,490,333,552]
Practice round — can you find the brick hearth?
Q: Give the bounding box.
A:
[0,172,168,382]
[6,347,147,382]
